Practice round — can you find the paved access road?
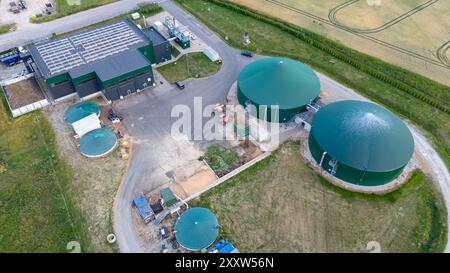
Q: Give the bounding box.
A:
[0,0,145,52]
[112,0,251,253]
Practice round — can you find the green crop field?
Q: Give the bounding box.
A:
[192,141,448,252]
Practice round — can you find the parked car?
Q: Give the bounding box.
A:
[241,51,253,58]
[175,80,185,90]
[189,32,197,40]
[107,109,123,123]
[160,227,169,239]
[18,0,27,9]
[132,194,154,224]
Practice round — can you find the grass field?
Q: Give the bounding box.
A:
[175,0,450,171]
[157,52,222,83]
[33,0,119,23]
[231,0,450,86]
[0,91,88,252]
[192,141,447,252]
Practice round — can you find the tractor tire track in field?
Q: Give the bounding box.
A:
[328,0,439,34]
[264,0,450,69]
[436,41,450,66]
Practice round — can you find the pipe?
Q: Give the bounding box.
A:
[319,151,327,167]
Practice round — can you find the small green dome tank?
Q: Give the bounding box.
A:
[79,128,117,158]
[64,101,101,124]
[174,207,219,251]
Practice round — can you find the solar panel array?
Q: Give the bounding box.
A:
[35,21,145,76]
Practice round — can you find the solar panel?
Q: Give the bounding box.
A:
[34,21,146,76]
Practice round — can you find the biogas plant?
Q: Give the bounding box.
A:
[307,100,414,191]
[234,57,415,193]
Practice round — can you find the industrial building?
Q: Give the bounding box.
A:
[29,18,172,101]
[237,57,320,122]
[308,100,414,186]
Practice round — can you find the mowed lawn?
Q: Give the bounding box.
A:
[0,93,87,252]
[192,141,447,253]
[157,52,222,83]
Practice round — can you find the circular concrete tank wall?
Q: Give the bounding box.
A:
[308,100,414,186]
[237,57,320,123]
[174,207,219,251]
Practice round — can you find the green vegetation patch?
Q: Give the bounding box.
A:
[175,0,450,169]
[201,146,239,175]
[0,90,88,252]
[33,0,119,23]
[157,52,222,83]
[192,141,448,252]
[136,2,163,16]
[0,25,10,35]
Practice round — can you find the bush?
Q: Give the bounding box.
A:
[136,2,163,16]
[203,146,239,173]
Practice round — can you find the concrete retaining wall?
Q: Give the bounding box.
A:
[184,151,272,203]
[10,99,50,118]
[1,73,50,118]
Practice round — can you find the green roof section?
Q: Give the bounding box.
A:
[79,128,117,158]
[64,102,101,124]
[310,100,414,177]
[174,208,219,251]
[160,188,177,207]
[237,57,320,122]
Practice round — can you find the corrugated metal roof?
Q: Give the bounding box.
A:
[311,100,414,171]
[94,50,151,82]
[29,19,150,79]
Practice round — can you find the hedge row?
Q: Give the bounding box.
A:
[195,0,450,114]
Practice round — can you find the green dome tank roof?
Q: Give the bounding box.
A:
[79,128,117,158]
[311,100,414,172]
[238,58,320,111]
[174,207,219,251]
[64,102,101,124]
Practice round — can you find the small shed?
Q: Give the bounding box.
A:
[160,188,177,207]
[203,47,221,63]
